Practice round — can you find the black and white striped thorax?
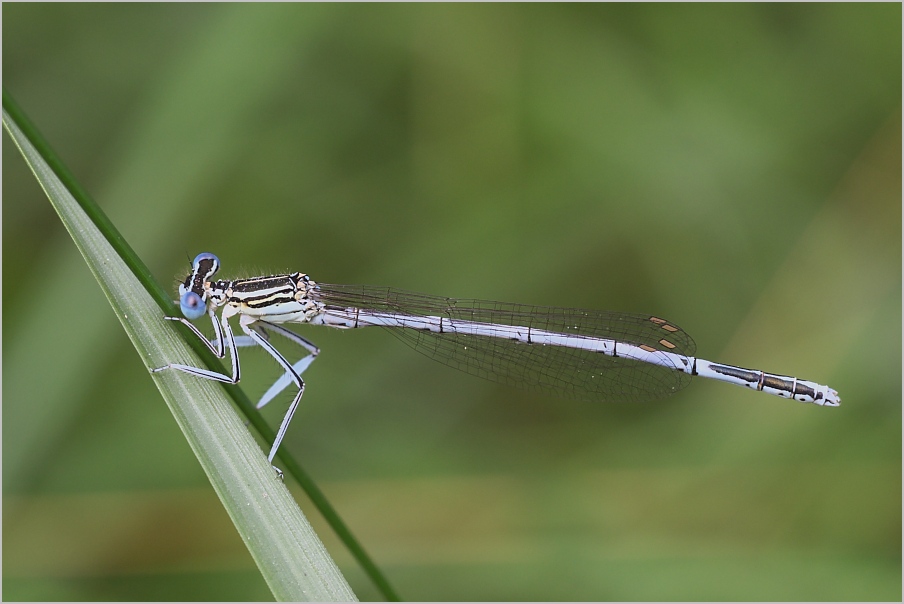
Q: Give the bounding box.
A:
[206,272,325,324]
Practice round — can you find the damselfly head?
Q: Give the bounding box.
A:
[177,252,221,320]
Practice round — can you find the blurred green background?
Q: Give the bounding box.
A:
[3,3,900,601]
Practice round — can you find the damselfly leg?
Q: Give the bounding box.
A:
[152,306,241,384]
[245,323,320,410]
[153,279,319,474]
[211,322,320,410]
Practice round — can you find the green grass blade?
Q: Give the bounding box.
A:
[3,101,358,602]
[2,89,399,601]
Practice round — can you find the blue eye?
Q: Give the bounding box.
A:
[192,252,220,273]
[180,291,207,320]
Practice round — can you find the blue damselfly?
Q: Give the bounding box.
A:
[152,253,840,470]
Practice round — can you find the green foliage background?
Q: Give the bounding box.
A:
[4,4,900,601]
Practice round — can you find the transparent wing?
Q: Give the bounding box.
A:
[312,284,696,402]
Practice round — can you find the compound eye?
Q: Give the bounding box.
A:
[180,291,207,320]
[191,252,220,275]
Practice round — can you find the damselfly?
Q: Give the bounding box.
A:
[152,253,840,470]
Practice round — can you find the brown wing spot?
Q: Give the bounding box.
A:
[649,317,666,324]
[659,339,676,349]
[661,324,679,332]
[640,345,657,352]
